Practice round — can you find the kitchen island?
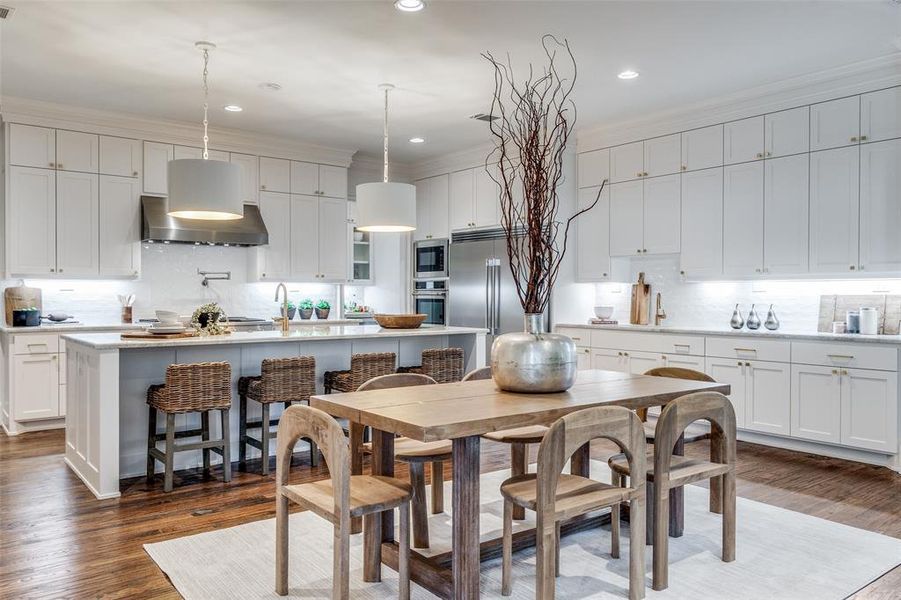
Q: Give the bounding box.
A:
[62,325,487,499]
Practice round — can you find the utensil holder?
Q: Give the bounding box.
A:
[122,306,133,324]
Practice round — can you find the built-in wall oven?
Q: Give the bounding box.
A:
[413,238,449,280]
[412,279,447,325]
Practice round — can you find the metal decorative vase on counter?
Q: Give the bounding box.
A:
[491,313,577,393]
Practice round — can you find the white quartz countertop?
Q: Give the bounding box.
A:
[0,319,356,334]
[62,325,486,350]
[556,323,901,346]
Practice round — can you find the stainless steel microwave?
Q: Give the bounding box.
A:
[413,238,449,279]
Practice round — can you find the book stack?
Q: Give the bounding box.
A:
[589,318,618,326]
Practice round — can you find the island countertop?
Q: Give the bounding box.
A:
[62,324,488,350]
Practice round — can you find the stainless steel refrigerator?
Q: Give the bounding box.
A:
[448,231,549,357]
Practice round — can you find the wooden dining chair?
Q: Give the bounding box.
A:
[499,405,647,600]
[275,404,413,599]
[609,392,736,591]
[639,367,715,444]
[462,366,492,381]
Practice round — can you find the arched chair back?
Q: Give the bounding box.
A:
[357,373,437,392]
[462,366,492,381]
[643,367,715,383]
[653,391,736,481]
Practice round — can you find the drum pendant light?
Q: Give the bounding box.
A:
[167,41,242,221]
[355,84,416,232]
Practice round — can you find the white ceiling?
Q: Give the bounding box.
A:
[1,1,899,162]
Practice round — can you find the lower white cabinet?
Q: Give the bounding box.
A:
[841,368,898,453]
[591,348,629,372]
[12,353,60,421]
[625,350,661,374]
[745,360,791,435]
[705,358,748,429]
[576,347,591,371]
[791,364,843,444]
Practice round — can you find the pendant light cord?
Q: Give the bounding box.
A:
[382,87,390,183]
[201,47,210,160]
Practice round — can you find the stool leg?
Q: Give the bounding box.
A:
[163,413,175,493]
[221,408,231,483]
[430,461,444,514]
[260,402,271,476]
[238,394,247,470]
[409,462,429,549]
[146,406,157,482]
[201,411,211,474]
[511,443,527,521]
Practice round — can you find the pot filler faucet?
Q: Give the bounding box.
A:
[655,292,667,326]
[274,282,289,333]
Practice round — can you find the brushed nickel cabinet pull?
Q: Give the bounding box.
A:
[827,354,854,361]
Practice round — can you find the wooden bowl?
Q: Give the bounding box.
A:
[373,313,428,329]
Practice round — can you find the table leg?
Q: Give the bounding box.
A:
[571,441,590,477]
[350,421,365,535]
[670,434,685,538]
[364,429,394,582]
[452,436,480,600]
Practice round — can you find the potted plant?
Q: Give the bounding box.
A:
[298,299,314,320]
[282,300,296,320]
[191,302,229,335]
[315,299,331,320]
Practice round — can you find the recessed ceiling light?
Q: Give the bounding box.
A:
[409,137,425,144]
[223,105,243,112]
[259,82,282,91]
[395,0,425,12]
[617,70,639,80]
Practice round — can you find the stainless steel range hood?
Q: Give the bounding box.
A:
[141,196,269,246]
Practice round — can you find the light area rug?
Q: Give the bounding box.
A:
[144,461,901,599]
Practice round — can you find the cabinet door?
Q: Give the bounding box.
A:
[99,175,141,277]
[230,153,259,205]
[207,150,230,162]
[318,198,349,281]
[576,347,592,371]
[173,145,202,160]
[681,125,723,172]
[859,139,901,272]
[414,179,431,241]
[764,106,809,158]
[578,148,610,188]
[56,130,98,173]
[100,136,141,177]
[860,87,901,144]
[290,194,320,280]
[290,161,318,196]
[791,364,842,444]
[449,169,475,230]
[428,174,450,238]
[259,157,291,193]
[609,180,644,256]
[810,96,860,151]
[257,192,292,280]
[576,185,611,281]
[809,147,859,274]
[722,161,764,277]
[745,360,791,435]
[143,141,173,195]
[660,353,705,371]
[644,134,681,177]
[642,174,680,254]
[610,141,644,183]
[764,154,809,274]
[56,171,100,276]
[12,354,60,421]
[680,168,724,278]
[705,358,747,429]
[318,165,348,199]
[724,116,764,165]
[8,166,57,275]
[591,349,628,372]
[626,351,661,375]
[474,165,500,228]
[841,368,898,452]
[8,124,55,168]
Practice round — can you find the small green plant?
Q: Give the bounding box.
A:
[285,300,296,310]
[316,299,331,310]
[299,298,314,310]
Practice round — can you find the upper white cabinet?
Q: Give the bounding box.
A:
[449,165,499,231]
[257,191,292,280]
[143,141,173,195]
[609,180,643,255]
[318,165,348,199]
[56,130,99,173]
[724,116,764,164]
[8,166,56,275]
[100,136,141,178]
[259,157,291,193]
[722,161,764,277]
[764,106,809,158]
[288,161,347,199]
[173,145,201,160]
[56,171,100,276]
[99,175,141,277]
[578,148,610,188]
[316,197,350,280]
[230,153,259,205]
[643,134,681,177]
[810,96,860,151]
[809,146,859,274]
[474,165,500,227]
[860,87,901,144]
[576,185,611,281]
[290,194,320,280]
[610,141,645,182]
[415,174,449,241]
[763,154,809,274]
[8,124,55,169]
[681,125,723,172]
[859,139,901,273]
[642,174,681,254]
[680,167,724,278]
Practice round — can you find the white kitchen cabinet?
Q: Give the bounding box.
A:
[681,125,723,172]
[609,180,643,256]
[100,136,141,178]
[859,139,901,273]
[763,154,809,274]
[56,171,100,276]
[591,349,629,372]
[810,96,860,151]
[578,148,610,188]
[722,161,764,277]
[680,167,724,278]
[290,195,319,280]
[705,358,749,429]
[290,161,318,196]
[841,368,898,453]
[173,145,202,160]
[12,354,60,421]
[724,116,764,165]
[642,174,681,254]
[8,123,55,169]
[99,175,141,277]
[660,353,705,371]
[414,179,430,241]
[143,141,173,195]
[860,87,901,143]
[230,153,259,205]
[764,106,809,158]
[791,364,842,444]
[576,347,591,371]
[56,130,99,173]
[8,166,56,275]
[809,146,859,274]
[625,350,661,375]
[576,185,611,281]
[474,164,500,227]
[643,134,681,177]
[415,174,449,240]
[745,360,791,436]
[257,191,292,280]
[610,141,645,183]
[317,197,349,281]
[259,157,291,193]
[318,165,348,199]
[449,168,475,231]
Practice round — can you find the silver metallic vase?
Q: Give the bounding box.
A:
[491,313,577,393]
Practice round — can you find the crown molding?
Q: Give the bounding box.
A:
[349,152,415,182]
[576,53,901,152]
[0,96,356,167]
[410,142,496,180]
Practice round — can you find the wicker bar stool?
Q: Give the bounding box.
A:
[238,356,319,475]
[323,352,397,394]
[146,361,232,493]
[397,348,464,383]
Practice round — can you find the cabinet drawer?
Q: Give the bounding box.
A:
[13,334,60,355]
[705,336,790,363]
[556,327,590,345]
[589,330,704,356]
[791,341,898,372]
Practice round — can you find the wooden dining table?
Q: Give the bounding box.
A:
[310,368,730,599]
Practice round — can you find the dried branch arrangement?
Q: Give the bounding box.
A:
[483,35,606,314]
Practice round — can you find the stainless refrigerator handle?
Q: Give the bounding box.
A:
[485,259,492,331]
[493,261,501,335]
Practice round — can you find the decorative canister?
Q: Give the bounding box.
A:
[859,307,879,335]
[846,311,860,334]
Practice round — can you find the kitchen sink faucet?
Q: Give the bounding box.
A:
[275,283,289,333]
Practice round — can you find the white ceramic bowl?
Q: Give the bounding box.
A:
[594,306,614,320]
[155,310,180,325]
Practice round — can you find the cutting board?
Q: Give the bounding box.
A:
[630,272,650,325]
[4,284,42,326]
[121,331,198,340]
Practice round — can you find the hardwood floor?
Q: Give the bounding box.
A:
[0,429,898,599]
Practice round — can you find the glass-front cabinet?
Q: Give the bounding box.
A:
[347,201,374,284]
